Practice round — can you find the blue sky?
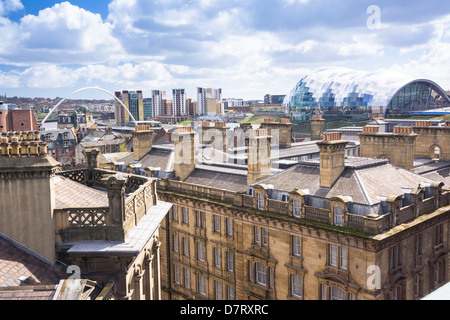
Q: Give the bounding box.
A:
[1,0,450,100]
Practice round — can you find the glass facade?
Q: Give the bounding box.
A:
[386,80,450,115]
[283,69,450,121]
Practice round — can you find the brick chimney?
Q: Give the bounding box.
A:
[246,129,272,186]
[173,126,196,181]
[316,132,348,188]
[132,125,154,161]
[310,115,325,141]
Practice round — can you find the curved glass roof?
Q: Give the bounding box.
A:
[283,68,397,121]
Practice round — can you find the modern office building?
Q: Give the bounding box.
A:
[197,88,222,115]
[114,90,144,124]
[265,94,286,105]
[283,68,450,122]
[172,89,186,116]
[143,97,153,120]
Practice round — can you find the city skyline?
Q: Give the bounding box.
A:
[1,0,450,101]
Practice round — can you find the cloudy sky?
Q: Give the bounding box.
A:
[1,0,450,101]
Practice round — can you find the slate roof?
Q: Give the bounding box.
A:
[254,157,437,205]
[54,176,109,208]
[184,165,248,193]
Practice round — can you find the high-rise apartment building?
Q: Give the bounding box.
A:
[197,88,222,115]
[172,89,186,116]
[162,99,173,116]
[152,90,164,118]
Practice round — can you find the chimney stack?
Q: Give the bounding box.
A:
[316,132,348,188]
[173,126,196,181]
[260,118,292,148]
[246,129,272,186]
[310,115,325,141]
[132,125,154,161]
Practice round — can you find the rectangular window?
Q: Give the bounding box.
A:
[320,284,327,300]
[182,207,189,224]
[262,228,268,246]
[172,205,178,221]
[389,244,401,270]
[227,251,234,272]
[291,274,302,298]
[198,275,206,295]
[226,217,233,236]
[174,264,180,284]
[195,210,205,228]
[257,192,264,210]
[254,226,260,245]
[215,281,223,300]
[248,261,254,282]
[340,246,348,270]
[329,244,338,267]
[331,287,345,300]
[197,242,205,261]
[293,199,301,217]
[256,262,267,285]
[184,268,190,288]
[434,224,444,247]
[173,234,179,253]
[214,247,221,268]
[213,215,220,233]
[183,237,189,257]
[415,234,422,255]
[227,286,235,300]
[292,236,301,257]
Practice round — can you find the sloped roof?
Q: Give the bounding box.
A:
[54,176,108,208]
[184,166,248,193]
[255,157,436,205]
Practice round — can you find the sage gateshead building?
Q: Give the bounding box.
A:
[283,68,450,121]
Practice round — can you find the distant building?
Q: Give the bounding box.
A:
[0,102,39,133]
[143,98,153,120]
[172,89,186,116]
[162,99,173,117]
[114,90,144,124]
[152,90,165,118]
[197,88,222,115]
[41,128,78,170]
[186,98,197,117]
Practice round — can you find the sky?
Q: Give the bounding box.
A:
[1,0,450,101]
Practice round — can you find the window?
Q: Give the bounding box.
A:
[226,217,233,236]
[172,205,178,221]
[173,234,179,253]
[334,206,344,227]
[198,275,206,295]
[291,274,302,298]
[214,281,223,300]
[389,244,401,271]
[415,234,422,256]
[182,237,189,257]
[434,224,444,248]
[281,194,289,202]
[182,207,189,224]
[195,210,205,229]
[214,247,221,268]
[254,226,268,247]
[329,244,347,270]
[174,264,180,284]
[292,236,301,257]
[320,284,327,300]
[293,199,301,217]
[184,268,190,288]
[213,215,220,233]
[256,262,267,285]
[63,141,70,148]
[226,251,234,272]
[257,192,264,210]
[330,287,345,300]
[433,259,446,288]
[227,286,235,300]
[414,273,422,299]
[197,242,205,261]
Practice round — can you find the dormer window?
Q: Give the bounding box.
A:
[334,206,344,227]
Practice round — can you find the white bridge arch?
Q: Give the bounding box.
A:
[41,87,137,125]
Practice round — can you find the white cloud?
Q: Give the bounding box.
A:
[0,0,23,16]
